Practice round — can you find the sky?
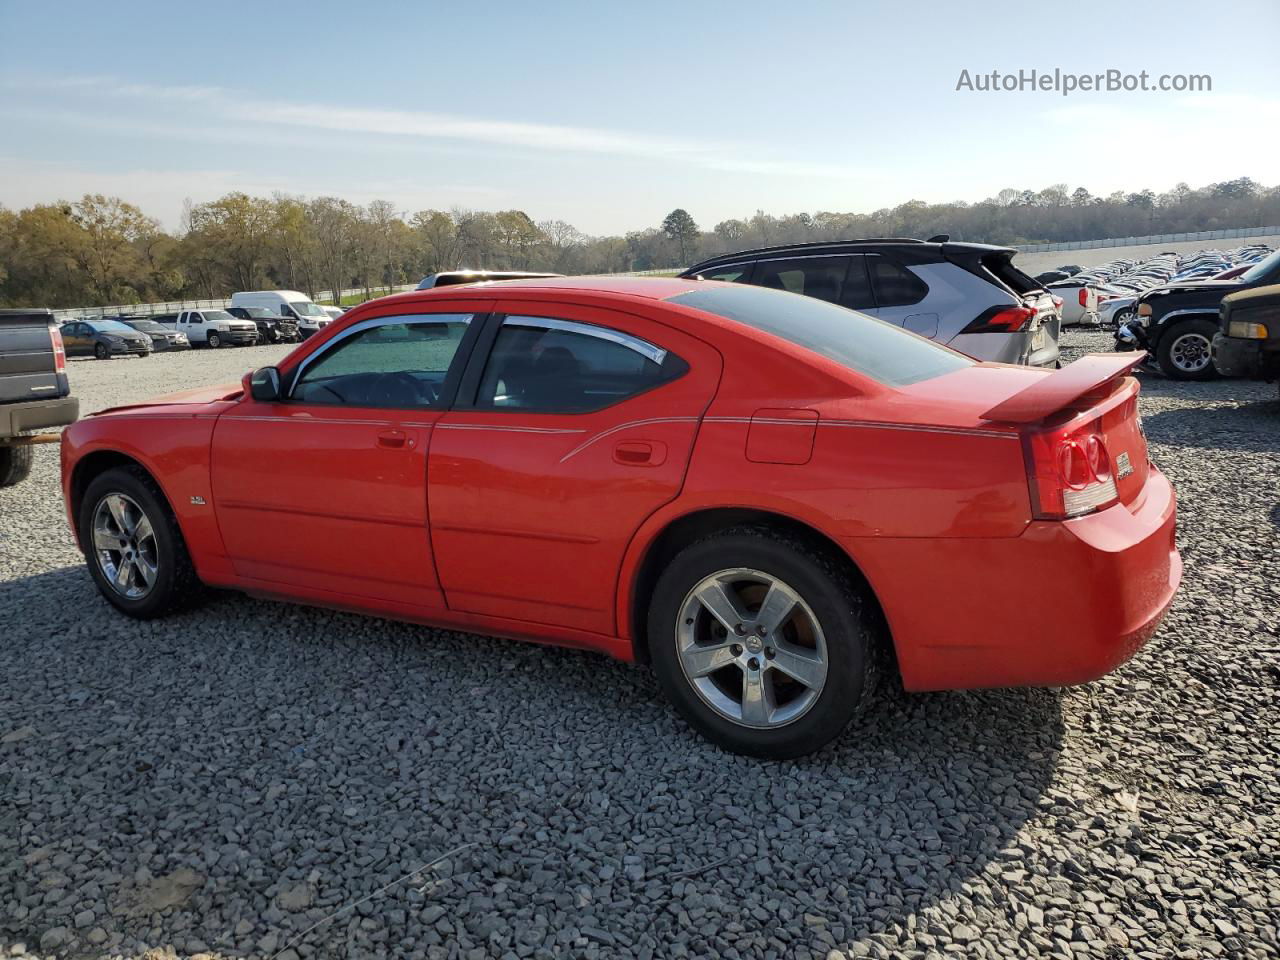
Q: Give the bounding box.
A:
[1,0,1278,235]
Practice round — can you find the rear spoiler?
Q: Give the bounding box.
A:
[981,353,1144,424]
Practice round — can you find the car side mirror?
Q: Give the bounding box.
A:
[248,366,282,402]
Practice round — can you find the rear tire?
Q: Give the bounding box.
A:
[0,443,34,487]
[648,526,880,759]
[1157,318,1219,381]
[79,466,203,618]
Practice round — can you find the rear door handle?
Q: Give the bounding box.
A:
[376,429,409,449]
[614,440,666,466]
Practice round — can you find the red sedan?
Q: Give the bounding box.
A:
[61,278,1181,758]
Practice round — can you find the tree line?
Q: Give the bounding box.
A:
[0,177,1274,309]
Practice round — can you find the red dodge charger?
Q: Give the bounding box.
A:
[61,278,1181,758]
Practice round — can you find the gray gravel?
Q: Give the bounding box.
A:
[2,335,1278,960]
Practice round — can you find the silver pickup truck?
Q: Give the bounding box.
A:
[0,309,79,487]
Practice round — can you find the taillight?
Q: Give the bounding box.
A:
[1078,288,1089,307]
[961,305,1036,334]
[51,326,67,374]
[1024,418,1119,519]
[1051,295,1064,310]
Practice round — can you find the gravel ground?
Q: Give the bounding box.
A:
[1,334,1278,960]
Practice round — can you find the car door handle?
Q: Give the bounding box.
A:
[614,440,666,466]
[376,429,409,449]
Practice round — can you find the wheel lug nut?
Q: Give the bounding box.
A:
[731,644,743,656]
[765,647,775,659]
[748,657,760,671]
[734,623,747,635]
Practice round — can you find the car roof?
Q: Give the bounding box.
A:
[683,238,1016,272]
[384,275,700,304]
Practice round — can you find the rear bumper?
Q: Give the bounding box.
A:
[948,329,1060,367]
[850,466,1181,691]
[0,396,79,437]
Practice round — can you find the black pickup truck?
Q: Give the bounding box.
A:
[0,309,80,487]
[1120,248,1280,380]
[1212,284,1280,397]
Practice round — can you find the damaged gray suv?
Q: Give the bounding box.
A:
[681,238,1060,367]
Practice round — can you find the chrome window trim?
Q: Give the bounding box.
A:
[288,312,473,398]
[502,315,668,365]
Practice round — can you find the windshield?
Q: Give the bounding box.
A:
[1240,249,1280,284]
[241,307,273,319]
[126,320,166,333]
[89,320,140,334]
[203,310,235,322]
[667,284,972,387]
[290,301,327,317]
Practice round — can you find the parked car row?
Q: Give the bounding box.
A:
[56,291,343,360]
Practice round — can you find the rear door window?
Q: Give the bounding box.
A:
[474,316,686,413]
[753,256,851,304]
[869,258,929,307]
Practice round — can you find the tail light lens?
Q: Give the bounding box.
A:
[51,326,67,374]
[961,305,1036,334]
[1078,288,1089,307]
[1051,295,1064,309]
[1024,418,1119,519]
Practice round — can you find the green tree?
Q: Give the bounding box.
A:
[661,208,699,265]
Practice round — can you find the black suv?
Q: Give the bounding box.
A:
[680,239,1060,367]
[1122,248,1280,380]
[0,309,79,487]
[228,306,299,343]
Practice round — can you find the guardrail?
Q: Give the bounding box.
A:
[1016,226,1280,253]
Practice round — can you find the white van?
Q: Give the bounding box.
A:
[230,291,332,339]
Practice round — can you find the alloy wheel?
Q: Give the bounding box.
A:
[675,568,828,729]
[1169,332,1211,373]
[92,493,159,599]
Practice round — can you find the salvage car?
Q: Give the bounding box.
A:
[60,278,1181,758]
[1120,247,1280,380]
[59,318,153,359]
[1,309,78,486]
[228,306,300,343]
[681,239,1061,367]
[1212,284,1280,396]
[120,318,191,352]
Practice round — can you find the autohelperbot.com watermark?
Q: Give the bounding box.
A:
[955,68,1211,96]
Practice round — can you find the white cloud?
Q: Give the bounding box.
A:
[3,74,864,180]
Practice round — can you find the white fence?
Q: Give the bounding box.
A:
[1016,225,1280,254]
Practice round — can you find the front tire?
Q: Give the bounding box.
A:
[1157,318,1219,381]
[648,527,880,759]
[206,332,222,349]
[79,466,203,618]
[95,343,109,360]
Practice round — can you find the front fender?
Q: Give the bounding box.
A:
[61,410,235,580]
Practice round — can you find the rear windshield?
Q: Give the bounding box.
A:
[984,254,1045,295]
[667,285,972,387]
[1240,249,1280,284]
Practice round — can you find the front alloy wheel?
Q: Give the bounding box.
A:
[92,493,158,599]
[79,466,203,618]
